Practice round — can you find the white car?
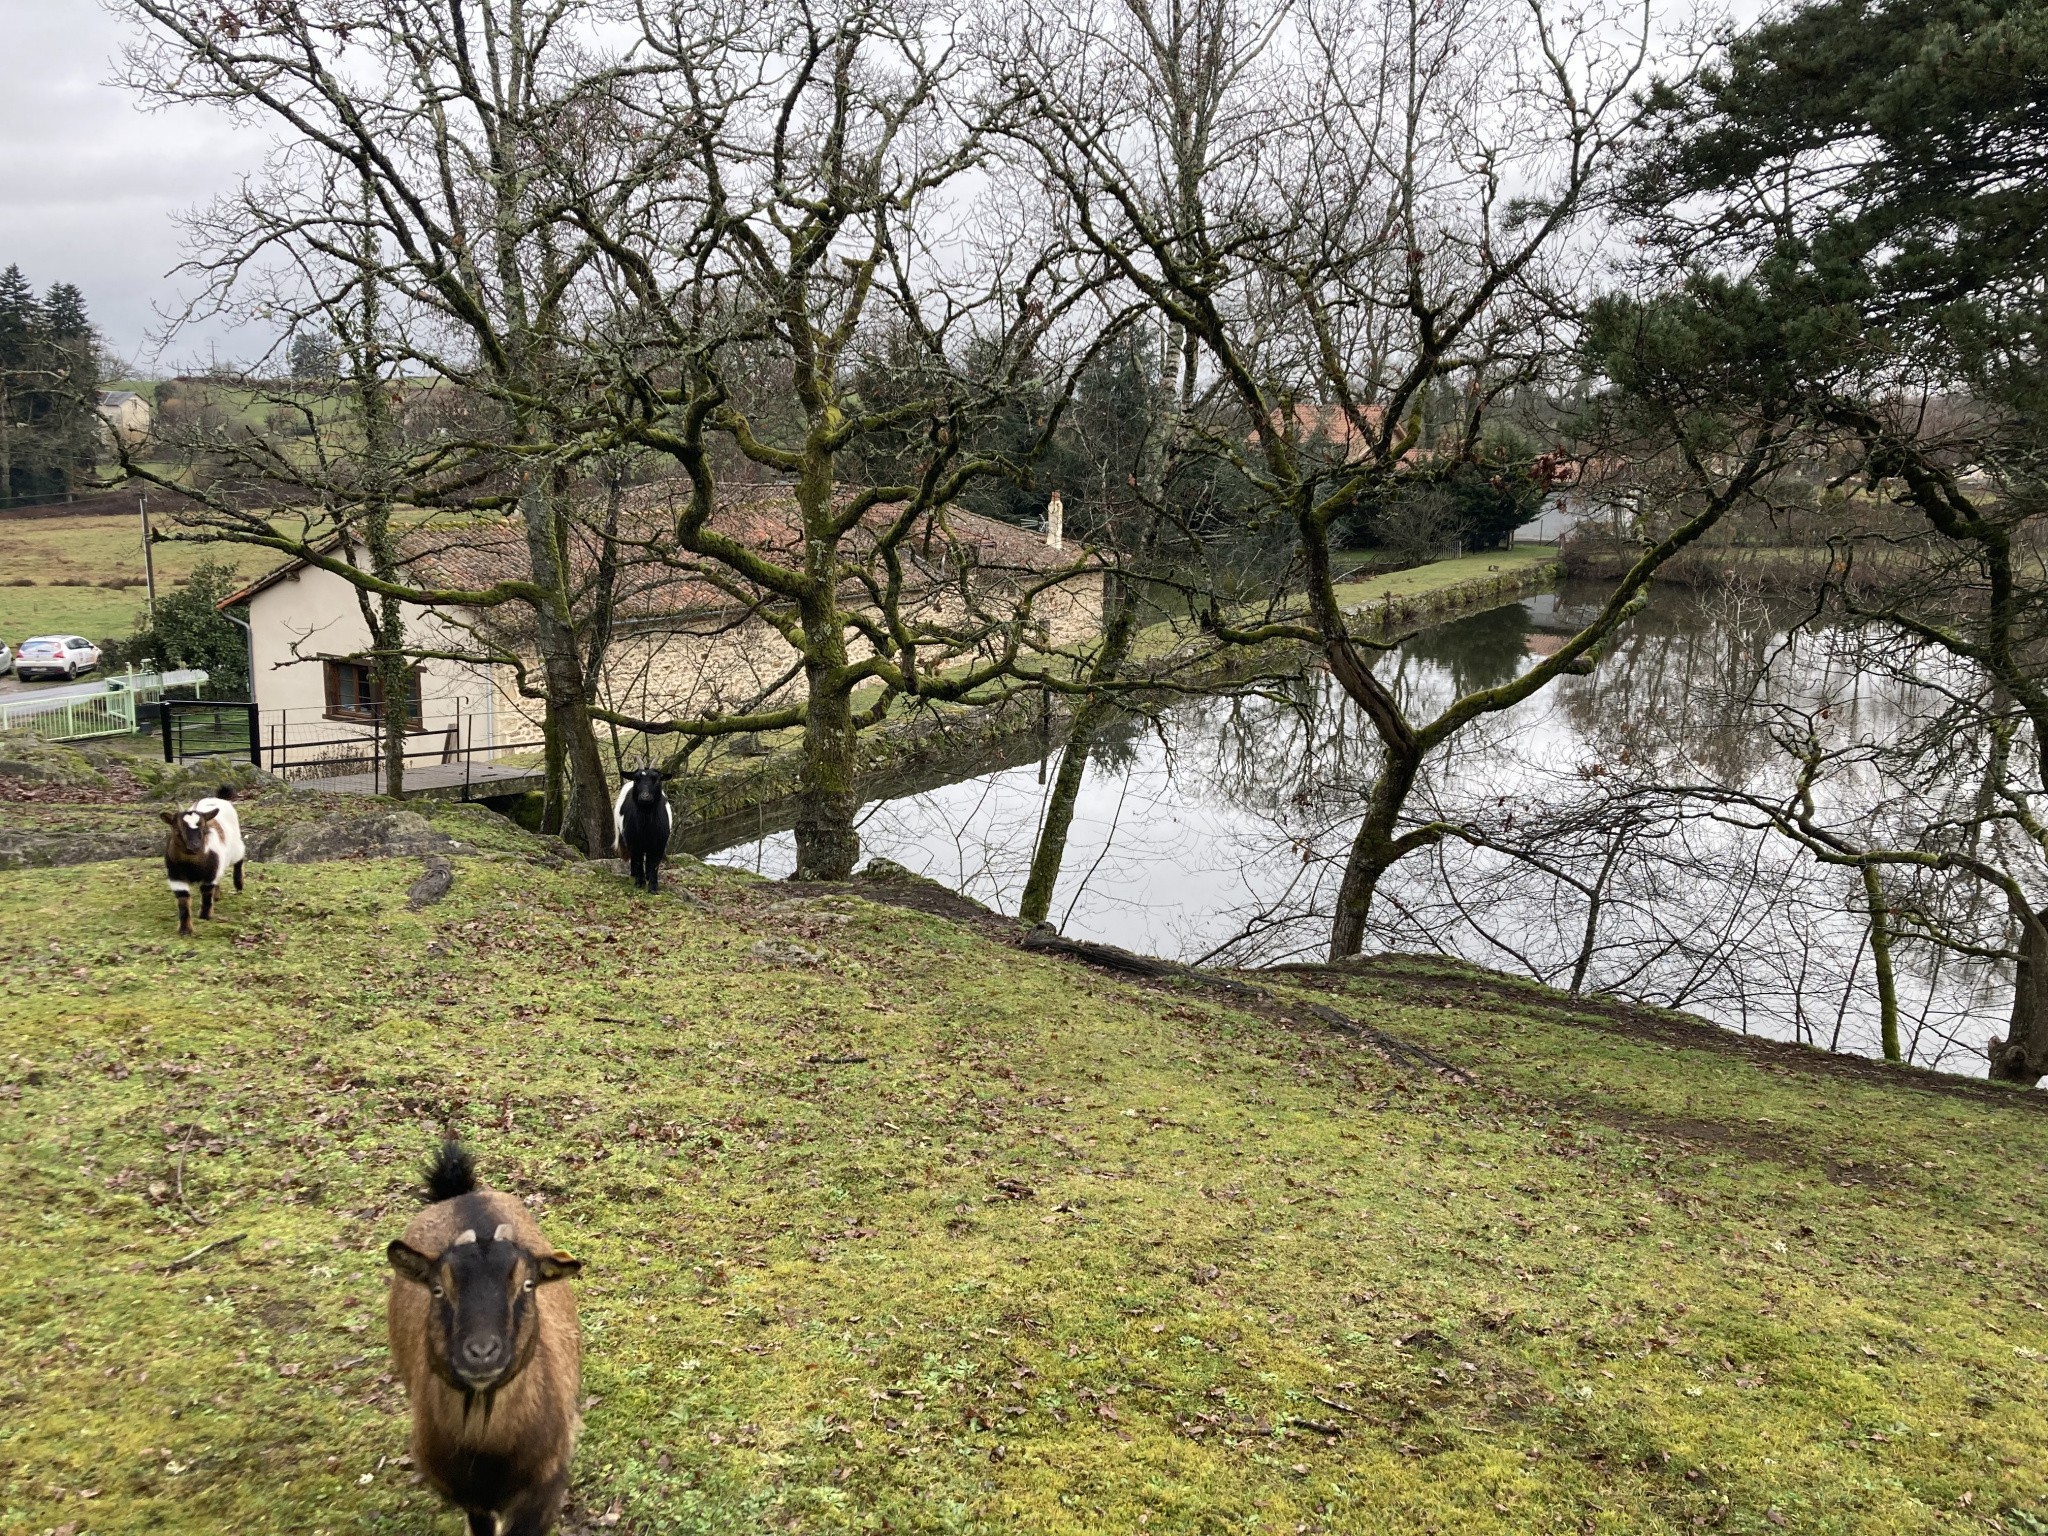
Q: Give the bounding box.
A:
[14,635,101,682]
[0,640,12,677]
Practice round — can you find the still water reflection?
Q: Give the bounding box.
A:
[709,585,2008,1075]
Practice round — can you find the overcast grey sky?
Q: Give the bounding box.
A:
[0,0,270,371]
[4,0,1768,377]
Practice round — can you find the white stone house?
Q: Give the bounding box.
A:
[96,390,153,449]
[221,483,1103,778]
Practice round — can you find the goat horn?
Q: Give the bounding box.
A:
[492,1223,514,1242]
[453,1229,477,1245]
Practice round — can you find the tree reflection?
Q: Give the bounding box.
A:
[709,588,2006,1076]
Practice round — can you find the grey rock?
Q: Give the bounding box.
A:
[138,756,278,801]
[858,857,918,883]
[255,810,461,865]
[0,827,160,870]
[750,936,825,966]
[0,732,105,788]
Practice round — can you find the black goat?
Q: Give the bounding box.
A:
[612,768,672,892]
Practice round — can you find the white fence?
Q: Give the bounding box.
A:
[0,669,210,741]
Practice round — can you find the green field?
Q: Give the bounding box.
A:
[3,788,2045,1533]
[0,514,277,645]
[1331,544,1558,610]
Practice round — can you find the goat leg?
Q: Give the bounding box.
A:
[199,883,216,920]
[496,1469,568,1536]
[233,859,245,893]
[175,890,193,937]
[463,1511,496,1536]
[647,854,661,894]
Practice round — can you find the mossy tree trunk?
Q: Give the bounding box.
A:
[1019,569,1139,927]
[374,590,409,797]
[1861,863,1902,1064]
[1991,906,2048,1086]
[791,439,862,881]
[793,662,861,881]
[1327,744,1428,960]
[527,592,613,855]
[540,704,567,838]
[348,252,409,801]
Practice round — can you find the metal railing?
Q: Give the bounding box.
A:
[0,668,210,741]
[263,711,544,789]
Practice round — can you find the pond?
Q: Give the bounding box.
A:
[707,583,2010,1075]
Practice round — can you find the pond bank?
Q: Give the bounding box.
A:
[1560,539,1927,595]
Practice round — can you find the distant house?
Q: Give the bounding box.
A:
[221,482,1103,776]
[96,390,153,449]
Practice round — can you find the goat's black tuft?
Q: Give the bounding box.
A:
[423,1141,477,1203]
[214,784,238,801]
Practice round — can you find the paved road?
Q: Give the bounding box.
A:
[0,669,101,699]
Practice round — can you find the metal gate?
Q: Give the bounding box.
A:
[160,699,261,766]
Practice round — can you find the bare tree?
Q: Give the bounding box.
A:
[994,0,1788,959]
[1665,626,2048,1080]
[114,0,701,851]
[568,0,1107,879]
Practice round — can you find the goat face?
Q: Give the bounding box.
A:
[160,807,219,858]
[627,768,665,809]
[388,1227,582,1393]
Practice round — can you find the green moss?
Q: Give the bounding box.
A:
[2,844,2045,1533]
[0,732,105,786]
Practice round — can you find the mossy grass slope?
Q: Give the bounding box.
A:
[3,824,2046,1533]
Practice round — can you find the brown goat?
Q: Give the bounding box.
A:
[386,1144,585,1536]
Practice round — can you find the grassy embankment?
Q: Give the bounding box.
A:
[4,791,2046,1534]
[1328,546,1560,612]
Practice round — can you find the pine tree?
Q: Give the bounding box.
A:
[0,269,103,504]
[34,279,102,495]
[40,283,89,339]
[0,265,32,504]
[0,265,36,369]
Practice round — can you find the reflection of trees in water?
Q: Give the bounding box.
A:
[1081,708,1155,777]
[1200,676,1384,820]
[1399,600,1538,697]
[1179,593,2006,1071]
[717,591,2010,1073]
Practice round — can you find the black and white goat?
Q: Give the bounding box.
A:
[612,768,672,893]
[160,787,246,936]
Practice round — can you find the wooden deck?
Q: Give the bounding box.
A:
[301,760,546,801]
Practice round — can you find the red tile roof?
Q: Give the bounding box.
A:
[224,482,1083,617]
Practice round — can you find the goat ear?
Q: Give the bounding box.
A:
[199,807,220,822]
[387,1240,435,1284]
[160,811,178,826]
[535,1251,583,1283]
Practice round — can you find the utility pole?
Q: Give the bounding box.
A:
[138,485,157,627]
